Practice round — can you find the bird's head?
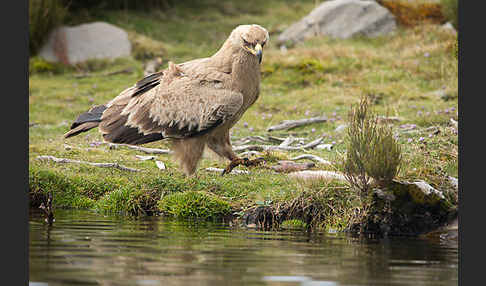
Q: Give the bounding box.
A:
[229,24,269,64]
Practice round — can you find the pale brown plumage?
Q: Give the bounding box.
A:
[64,24,269,176]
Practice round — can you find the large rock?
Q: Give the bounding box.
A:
[277,0,396,45]
[38,22,132,64]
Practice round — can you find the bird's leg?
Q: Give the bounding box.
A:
[207,130,264,176]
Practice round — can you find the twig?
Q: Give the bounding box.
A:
[279,136,299,147]
[267,136,287,144]
[233,137,324,153]
[73,67,134,78]
[135,155,156,161]
[267,116,327,132]
[205,167,249,175]
[400,126,439,134]
[316,144,334,151]
[104,67,134,76]
[37,155,140,172]
[239,151,262,157]
[232,135,271,146]
[108,143,171,154]
[290,154,332,165]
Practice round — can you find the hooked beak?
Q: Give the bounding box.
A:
[254,43,263,63]
[245,43,263,63]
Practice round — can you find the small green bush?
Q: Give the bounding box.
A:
[440,0,458,29]
[29,57,68,74]
[343,97,402,195]
[128,31,167,61]
[158,191,232,220]
[29,0,68,55]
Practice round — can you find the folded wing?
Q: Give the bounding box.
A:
[98,71,242,144]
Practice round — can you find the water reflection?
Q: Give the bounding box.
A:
[29,209,458,286]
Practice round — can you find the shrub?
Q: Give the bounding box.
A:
[29,57,68,74]
[440,0,458,29]
[29,0,68,55]
[378,0,446,27]
[128,31,167,61]
[343,97,402,196]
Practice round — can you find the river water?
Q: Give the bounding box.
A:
[29,209,458,286]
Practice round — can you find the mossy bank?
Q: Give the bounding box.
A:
[29,0,458,235]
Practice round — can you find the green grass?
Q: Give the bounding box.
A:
[29,0,458,232]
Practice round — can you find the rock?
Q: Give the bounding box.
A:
[155,161,166,170]
[441,22,457,35]
[355,179,457,237]
[334,124,348,133]
[38,22,132,65]
[448,176,458,190]
[406,180,446,204]
[241,206,275,230]
[288,170,347,182]
[271,161,315,173]
[277,0,396,45]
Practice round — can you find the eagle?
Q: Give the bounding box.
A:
[64,24,269,176]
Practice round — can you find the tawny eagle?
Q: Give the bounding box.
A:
[64,24,269,176]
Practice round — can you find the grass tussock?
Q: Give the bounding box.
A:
[343,97,402,195]
[273,180,363,232]
[29,0,68,55]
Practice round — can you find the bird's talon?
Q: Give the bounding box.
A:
[243,157,265,167]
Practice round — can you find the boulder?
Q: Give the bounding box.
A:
[38,22,131,65]
[277,0,396,46]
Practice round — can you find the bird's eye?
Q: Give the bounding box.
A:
[242,38,250,45]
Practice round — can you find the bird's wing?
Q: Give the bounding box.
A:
[99,71,242,142]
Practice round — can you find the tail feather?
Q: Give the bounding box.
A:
[64,121,100,138]
[64,104,106,138]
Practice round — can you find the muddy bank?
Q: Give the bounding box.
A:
[238,179,458,237]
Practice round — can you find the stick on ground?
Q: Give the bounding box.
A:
[108,143,171,154]
[37,155,140,172]
[267,116,327,132]
[290,154,332,165]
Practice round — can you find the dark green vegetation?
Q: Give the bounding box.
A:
[29,0,68,55]
[343,97,402,195]
[29,0,458,234]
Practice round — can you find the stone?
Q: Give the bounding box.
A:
[334,124,348,133]
[38,22,132,64]
[441,22,457,35]
[288,170,347,182]
[277,0,396,45]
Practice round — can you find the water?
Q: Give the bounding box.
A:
[29,209,458,286]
